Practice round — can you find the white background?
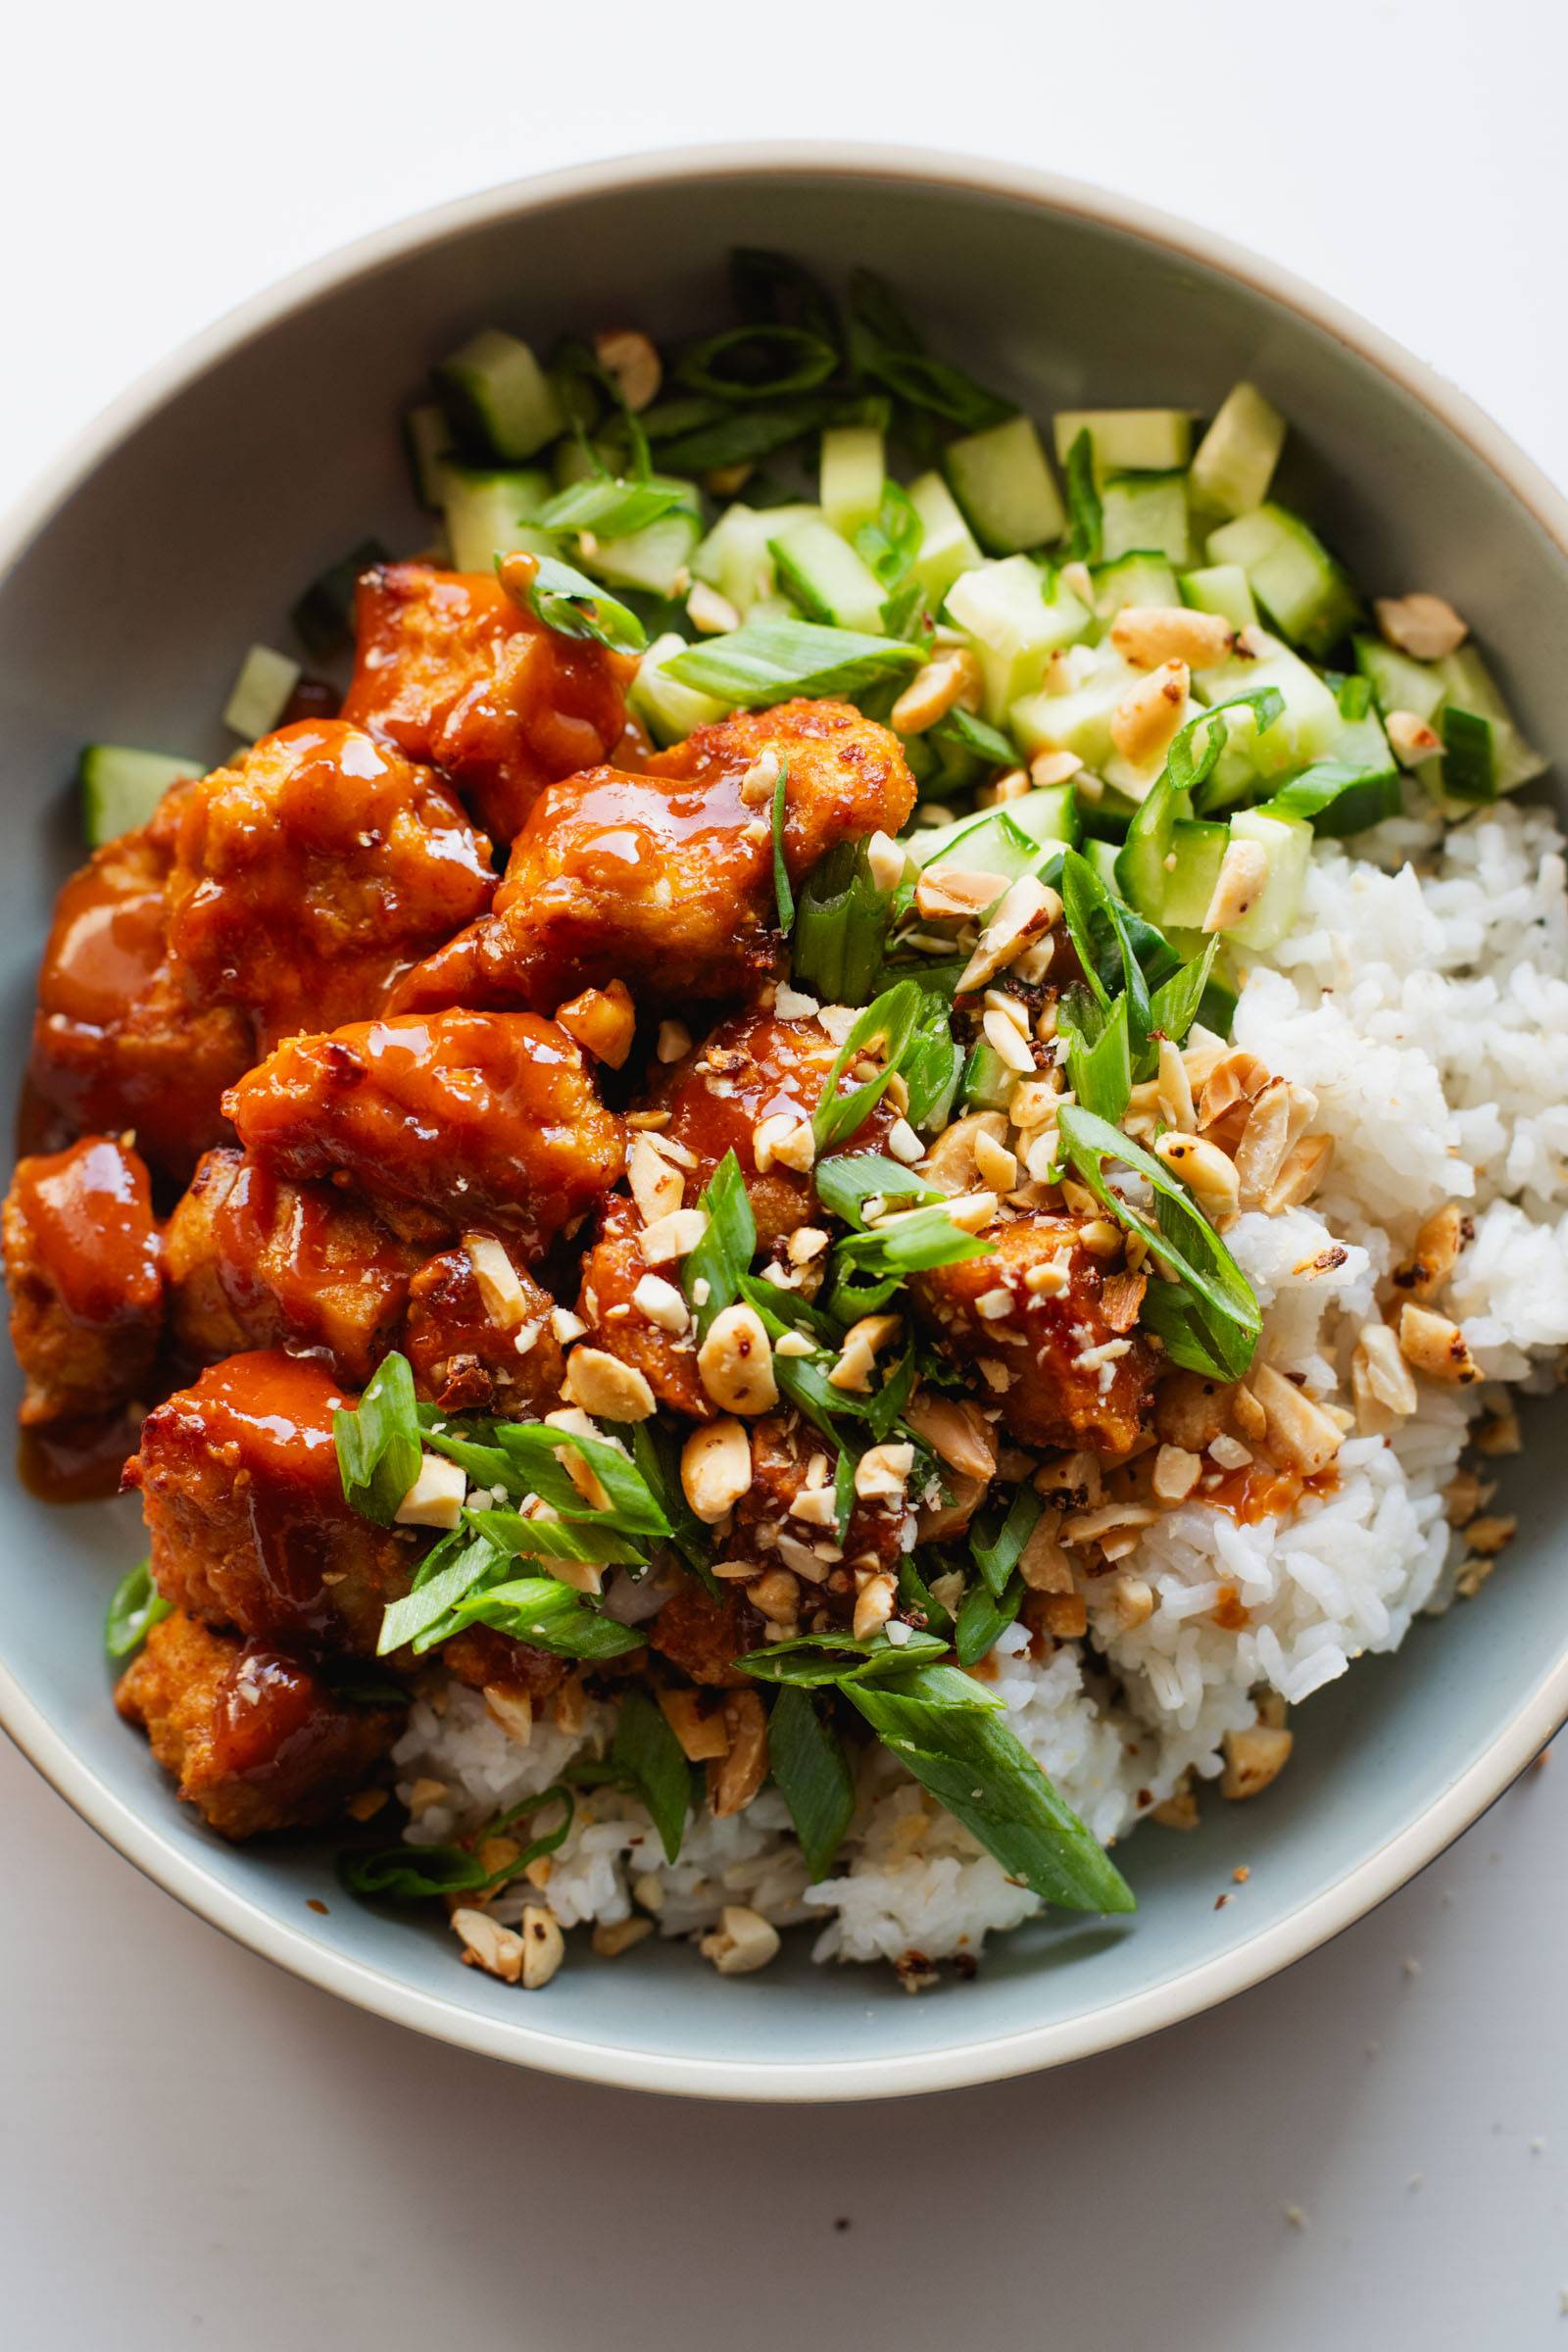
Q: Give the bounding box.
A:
[4,2,1567,2343]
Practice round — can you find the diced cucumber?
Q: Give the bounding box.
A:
[79,745,201,848]
[1180,564,1258,632]
[909,472,983,603]
[434,328,566,463]
[1434,647,1546,795]
[692,502,819,615]
[909,806,1052,885]
[1189,384,1286,517]
[1053,410,1194,480]
[769,514,886,634]
[1089,552,1181,623]
[1224,807,1312,951]
[1100,472,1193,566]
[946,558,1092,722]
[587,499,702,598]
[961,1038,1017,1112]
[820,426,885,538]
[1206,503,1360,657]
[405,402,457,510]
[1353,633,1445,725]
[441,466,553,573]
[628,632,727,748]
[1193,630,1343,783]
[222,644,301,742]
[1161,818,1229,928]
[945,416,1065,555]
[1011,648,1144,776]
[1004,782,1083,853]
[1082,837,1123,893]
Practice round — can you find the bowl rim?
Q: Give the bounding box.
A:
[4,140,1567,2103]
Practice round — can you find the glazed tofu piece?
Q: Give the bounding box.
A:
[28,816,253,1182]
[341,563,634,845]
[653,1005,901,1249]
[125,1350,417,1653]
[403,1235,566,1415]
[164,1148,423,1385]
[115,1608,401,1839]
[911,1212,1154,1455]
[165,718,495,1051]
[391,699,915,1016]
[576,1193,711,1420]
[3,1136,164,1426]
[224,1009,624,1250]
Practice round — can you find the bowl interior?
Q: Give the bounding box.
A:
[3,156,1566,2094]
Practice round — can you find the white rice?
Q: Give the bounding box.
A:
[392,795,1568,1971]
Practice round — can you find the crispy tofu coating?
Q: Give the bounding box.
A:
[341,563,634,845]
[165,1148,423,1385]
[125,1350,416,1653]
[224,1010,624,1250]
[403,1237,565,1415]
[647,1575,760,1690]
[165,719,495,1051]
[391,699,915,1016]
[115,1608,401,1839]
[653,1005,900,1248]
[911,1213,1154,1455]
[28,815,253,1182]
[3,1136,164,1426]
[577,1193,710,1419]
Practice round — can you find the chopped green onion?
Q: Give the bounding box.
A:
[1261,760,1402,836]
[1054,1104,1261,1382]
[955,1571,1023,1666]
[1147,940,1219,1053]
[334,1353,423,1527]
[489,1423,671,1539]
[514,553,647,653]
[737,1627,950,1687]
[790,841,895,1004]
[343,1786,575,1901]
[768,1683,855,1881]
[844,1664,1135,1914]
[730,249,842,346]
[970,1486,1044,1596]
[810,980,925,1152]
[451,1574,648,1659]
[770,759,795,934]
[854,481,923,589]
[376,1532,507,1657]
[464,1506,646,1569]
[1063,431,1102,564]
[104,1559,172,1660]
[612,1690,691,1864]
[536,475,685,538]
[656,399,841,474]
[828,1202,994,1319]
[682,1151,758,1338]
[812,1152,941,1230]
[929,705,1017,769]
[675,325,839,403]
[665,619,922,710]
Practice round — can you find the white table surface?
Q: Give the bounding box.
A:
[5,2,1567,2343]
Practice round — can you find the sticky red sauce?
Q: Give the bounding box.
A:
[1205,1461,1340,1525]
[19,1406,141,1502]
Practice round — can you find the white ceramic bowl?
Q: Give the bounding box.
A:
[3,146,1566,2100]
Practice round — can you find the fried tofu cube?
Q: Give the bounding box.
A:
[165,718,495,1050]
[389,699,916,1016]
[115,1608,402,1839]
[3,1136,164,1426]
[912,1213,1154,1454]
[165,1148,423,1385]
[224,1009,624,1250]
[341,563,634,845]
[124,1350,416,1653]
